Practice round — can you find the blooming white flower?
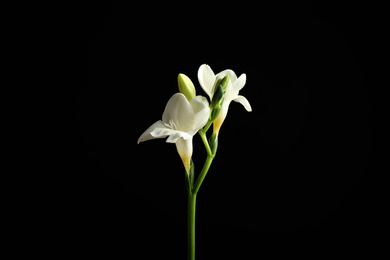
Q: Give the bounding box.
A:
[198,64,252,133]
[137,93,210,170]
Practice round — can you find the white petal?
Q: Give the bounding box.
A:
[150,127,177,139]
[175,137,193,169]
[233,95,252,112]
[137,120,167,144]
[162,93,194,132]
[190,95,211,129]
[223,82,235,104]
[213,102,229,133]
[233,73,246,93]
[198,64,215,101]
[215,69,238,83]
[165,130,193,143]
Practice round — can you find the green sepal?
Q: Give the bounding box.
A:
[209,132,218,156]
[190,159,195,188]
[185,159,195,192]
[184,168,190,192]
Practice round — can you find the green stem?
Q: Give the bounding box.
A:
[202,119,213,134]
[187,131,217,260]
[188,191,196,260]
[187,155,214,260]
[198,130,212,156]
[193,155,214,195]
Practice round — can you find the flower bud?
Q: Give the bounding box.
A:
[178,73,196,101]
[210,85,224,110]
[218,75,230,92]
[210,75,229,110]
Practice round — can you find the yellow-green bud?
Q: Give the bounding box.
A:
[178,73,196,101]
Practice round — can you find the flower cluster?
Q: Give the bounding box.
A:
[137,64,252,170]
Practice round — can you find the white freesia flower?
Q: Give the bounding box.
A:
[198,64,252,133]
[137,93,210,170]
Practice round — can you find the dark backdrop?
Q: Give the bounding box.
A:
[60,1,373,259]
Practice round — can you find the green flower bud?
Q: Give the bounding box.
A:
[218,75,230,92]
[210,75,229,109]
[211,78,222,96]
[178,73,196,101]
[210,85,224,109]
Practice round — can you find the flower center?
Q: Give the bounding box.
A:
[166,120,178,130]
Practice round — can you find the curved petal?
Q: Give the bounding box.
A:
[137,120,167,144]
[162,93,194,132]
[233,73,246,93]
[233,95,252,112]
[190,95,211,129]
[198,64,215,101]
[213,102,229,133]
[215,69,238,83]
[165,130,193,143]
[223,82,235,104]
[150,126,177,139]
[186,129,201,137]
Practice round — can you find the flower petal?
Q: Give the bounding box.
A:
[213,102,229,133]
[162,93,194,132]
[215,69,238,83]
[175,138,193,170]
[233,73,246,93]
[137,120,167,144]
[198,64,215,101]
[190,95,211,130]
[150,126,177,139]
[223,82,235,104]
[165,130,193,143]
[233,95,252,112]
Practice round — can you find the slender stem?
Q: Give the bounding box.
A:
[187,130,217,260]
[193,155,214,195]
[198,130,212,156]
[188,191,197,260]
[187,155,213,260]
[202,119,213,134]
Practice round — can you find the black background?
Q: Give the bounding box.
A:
[54,1,375,259]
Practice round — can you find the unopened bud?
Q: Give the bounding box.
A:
[210,76,228,108]
[218,75,230,92]
[209,75,229,123]
[210,75,229,108]
[178,73,196,101]
[211,75,229,96]
[210,85,224,109]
